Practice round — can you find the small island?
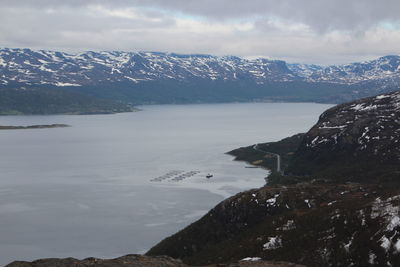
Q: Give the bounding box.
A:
[0,124,70,130]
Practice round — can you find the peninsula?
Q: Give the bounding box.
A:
[0,124,70,130]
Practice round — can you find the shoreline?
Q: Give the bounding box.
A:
[0,124,70,130]
[0,108,140,116]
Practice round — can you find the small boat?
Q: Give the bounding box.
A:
[206,174,213,179]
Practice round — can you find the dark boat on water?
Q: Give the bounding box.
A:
[206,174,213,179]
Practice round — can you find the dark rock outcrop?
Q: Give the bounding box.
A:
[286,91,400,182]
[147,183,400,266]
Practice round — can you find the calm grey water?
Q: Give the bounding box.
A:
[0,102,331,264]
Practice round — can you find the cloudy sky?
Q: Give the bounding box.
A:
[1,0,400,64]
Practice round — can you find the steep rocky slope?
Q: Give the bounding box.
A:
[147,183,400,266]
[148,91,400,266]
[286,91,400,182]
[229,91,400,185]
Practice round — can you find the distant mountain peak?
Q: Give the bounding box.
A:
[1,48,400,88]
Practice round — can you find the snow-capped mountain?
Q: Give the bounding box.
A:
[0,48,299,87]
[300,55,400,84]
[2,48,400,88]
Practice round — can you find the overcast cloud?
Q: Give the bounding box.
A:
[1,0,400,64]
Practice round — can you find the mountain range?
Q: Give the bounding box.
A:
[2,48,400,87]
[2,48,400,113]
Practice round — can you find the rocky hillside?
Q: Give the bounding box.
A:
[228,91,400,185]
[148,91,400,266]
[147,183,400,267]
[286,91,400,182]
[7,254,303,267]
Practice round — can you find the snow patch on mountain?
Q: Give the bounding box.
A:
[2,48,400,89]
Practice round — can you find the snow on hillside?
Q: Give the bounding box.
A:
[2,48,400,87]
[0,48,299,87]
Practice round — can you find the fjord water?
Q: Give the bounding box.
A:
[0,103,331,264]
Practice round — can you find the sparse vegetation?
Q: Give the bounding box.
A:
[0,87,136,115]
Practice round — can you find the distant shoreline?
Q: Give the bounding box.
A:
[0,108,140,116]
[0,124,70,130]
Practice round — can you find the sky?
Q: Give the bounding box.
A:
[1,0,400,65]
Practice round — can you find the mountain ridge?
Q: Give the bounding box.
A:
[4,48,400,111]
[285,91,400,183]
[2,48,400,87]
[3,48,400,115]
